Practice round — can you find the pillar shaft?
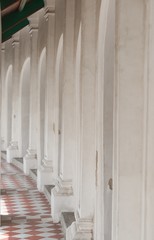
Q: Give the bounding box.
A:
[143,1,154,239]
[67,1,97,239]
[113,1,146,239]
[28,28,39,152]
[37,5,56,191]
[43,11,55,169]
[23,16,39,175]
[51,0,76,222]
[12,37,20,145]
[1,44,6,149]
[59,0,75,181]
[7,35,20,163]
[79,0,97,220]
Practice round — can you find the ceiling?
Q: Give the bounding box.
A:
[1,0,45,43]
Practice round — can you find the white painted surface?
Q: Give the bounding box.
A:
[5,65,13,148]
[1,1,154,240]
[54,34,63,178]
[37,48,46,166]
[19,58,30,157]
[113,1,146,240]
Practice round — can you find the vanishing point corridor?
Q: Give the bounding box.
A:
[2,0,154,239]
[0,154,64,240]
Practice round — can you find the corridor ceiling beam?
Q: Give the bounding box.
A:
[19,0,28,11]
[2,19,29,43]
[0,0,45,43]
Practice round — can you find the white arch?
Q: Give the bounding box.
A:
[37,48,47,164]
[54,34,64,177]
[19,58,31,156]
[5,65,13,147]
[95,0,115,240]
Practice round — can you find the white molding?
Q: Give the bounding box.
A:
[66,213,93,240]
[28,12,40,34]
[54,177,73,196]
[12,33,20,47]
[1,43,5,52]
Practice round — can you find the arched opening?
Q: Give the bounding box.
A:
[5,65,13,147]
[38,48,47,164]
[95,0,115,239]
[19,58,30,156]
[54,35,64,177]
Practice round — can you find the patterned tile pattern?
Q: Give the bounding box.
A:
[0,174,36,190]
[0,159,64,240]
[1,161,22,174]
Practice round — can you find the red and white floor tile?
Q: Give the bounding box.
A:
[0,159,64,240]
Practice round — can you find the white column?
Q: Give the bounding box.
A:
[1,43,6,150]
[23,15,39,175]
[66,0,97,239]
[94,1,115,240]
[143,1,154,239]
[7,34,20,163]
[0,6,1,227]
[0,15,3,165]
[112,1,146,240]
[51,0,76,222]
[37,0,56,191]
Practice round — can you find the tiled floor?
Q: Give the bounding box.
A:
[0,158,64,240]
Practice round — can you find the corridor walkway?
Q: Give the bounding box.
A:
[0,158,64,240]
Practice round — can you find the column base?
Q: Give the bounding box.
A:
[7,141,19,163]
[66,214,93,240]
[37,163,53,192]
[23,149,37,175]
[51,178,74,223]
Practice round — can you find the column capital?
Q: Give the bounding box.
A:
[8,141,18,150]
[44,0,55,21]
[12,32,20,47]
[28,12,39,36]
[29,26,39,37]
[42,155,53,170]
[26,148,37,158]
[1,43,5,52]
[54,177,73,195]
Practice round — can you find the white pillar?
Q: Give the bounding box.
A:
[51,0,76,222]
[0,12,3,167]
[1,43,6,150]
[66,0,97,239]
[142,1,154,239]
[7,34,20,163]
[0,7,1,227]
[37,0,56,191]
[94,1,115,240]
[112,1,146,240]
[23,15,39,175]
